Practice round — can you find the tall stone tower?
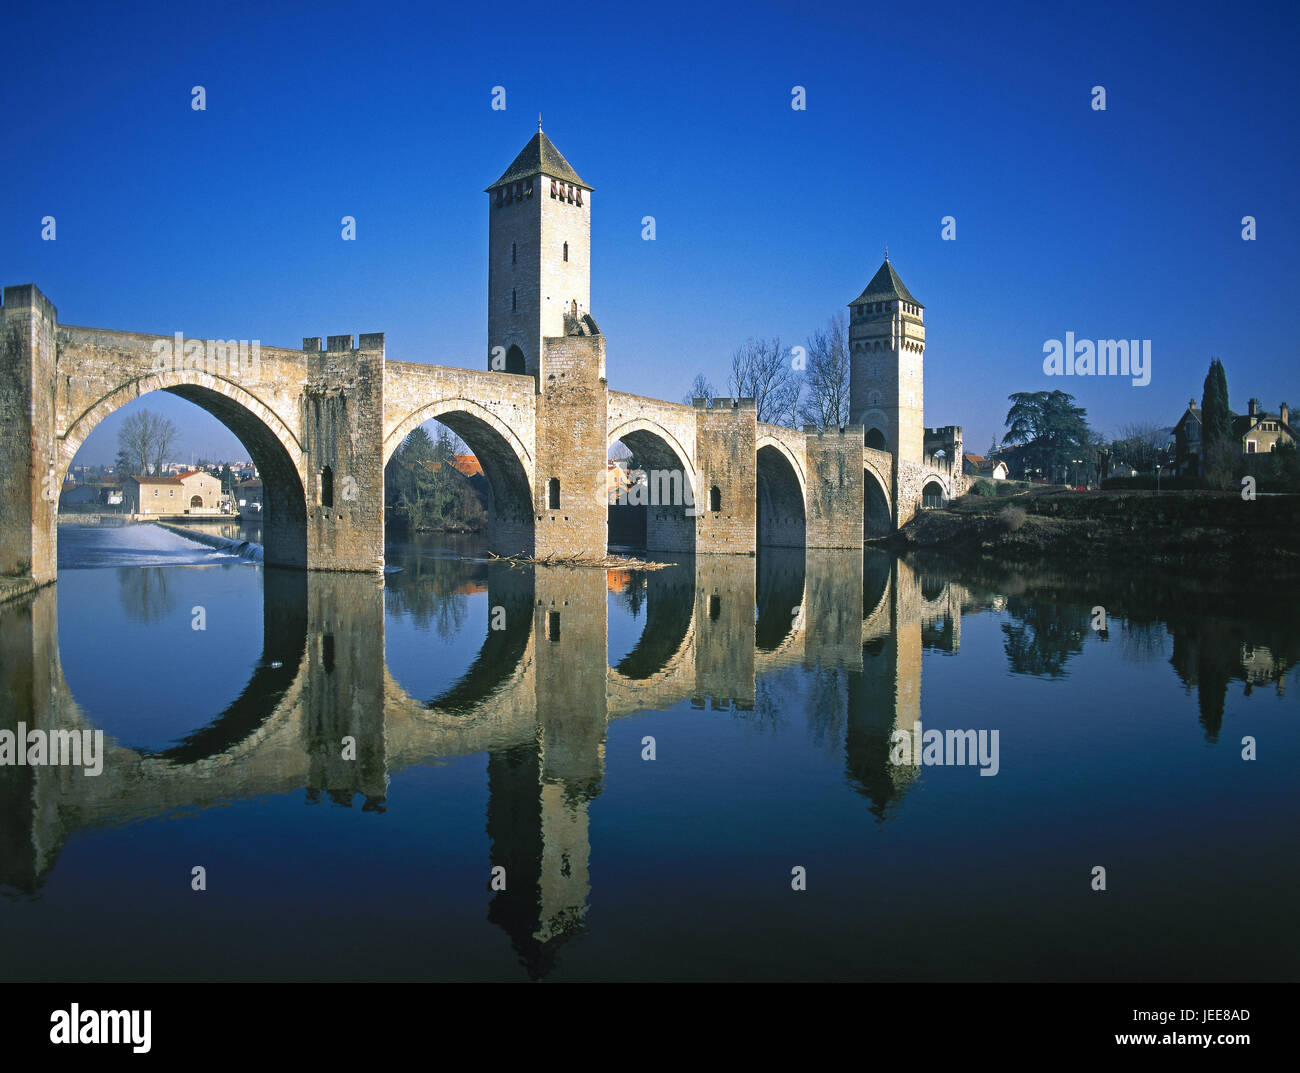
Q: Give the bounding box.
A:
[486,123,593,380]
[848,255,926,463]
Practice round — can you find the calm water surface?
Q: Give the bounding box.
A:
[1,523,1296,980]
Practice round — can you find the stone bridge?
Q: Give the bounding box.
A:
[0,285,965,583]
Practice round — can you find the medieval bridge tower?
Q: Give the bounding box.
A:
[848,254,926,463]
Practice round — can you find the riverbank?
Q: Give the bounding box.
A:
[888,487,1300,576]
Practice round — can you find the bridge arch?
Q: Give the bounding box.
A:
[60,371,309,568]
[607,418,698,554]
[385,397,535,554]
[921,477,947,510]
[864,466,891,539]
[756,438,807,548]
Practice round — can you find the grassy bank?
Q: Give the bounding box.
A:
[890,487,1300,576]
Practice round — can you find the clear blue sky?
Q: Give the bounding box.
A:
[3,0,1297,464]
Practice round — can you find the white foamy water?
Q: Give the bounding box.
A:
[57,523,255,569]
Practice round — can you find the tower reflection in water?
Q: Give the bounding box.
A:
[4,545,1291,979]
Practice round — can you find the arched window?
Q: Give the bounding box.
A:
[865,428,887,451]
[505,345,525,375]
[709,485,721,512]
[321,465,334,508]
[563,241,569,262]
[547,477,560,510]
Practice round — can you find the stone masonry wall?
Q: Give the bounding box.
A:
[804,425,868,549]
[694,397,757,555]
[0,286,58,582]
[301,334,386,572]
[535,335,608,558]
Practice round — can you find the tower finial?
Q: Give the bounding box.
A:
[538,113,543,133]
[884,243,889,262]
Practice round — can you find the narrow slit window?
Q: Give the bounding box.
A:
[321,465,334,508]
[548,611,561,642]
[709,485,721,512]
[512,241,517,264]
[547,477,560,510]
[563,241,569,262]
[709,595,721,621]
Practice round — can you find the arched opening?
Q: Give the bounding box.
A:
[547,477,560,510]
[921,480,946,510]
[865,427,887,451]
[384,404,533,555]
[607,424,697,554]
[58,383,307,571]
[756,444,806,548]
[189,495,202,509]
[55,562,307,765]
[863,548,891,622]
[504,345,525,376]
[320,465,334,508]
[709,486,721,512]
[756,548,806,651]
[607,563,694,680]
[864,470,891,539]
[385,558,534,716]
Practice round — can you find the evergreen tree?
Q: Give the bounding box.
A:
[1002,390,1091,480]
[1201,358,1232,445]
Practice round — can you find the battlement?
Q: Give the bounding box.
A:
[693,396,756,412]
[303,333,385,353]
[2,284,57,320]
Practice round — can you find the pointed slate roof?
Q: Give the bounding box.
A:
[850,258,923,308]
[487,131,590,192]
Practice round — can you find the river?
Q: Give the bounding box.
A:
[0,522,1296,981]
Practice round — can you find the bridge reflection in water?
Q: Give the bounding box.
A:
[0,550,971,977]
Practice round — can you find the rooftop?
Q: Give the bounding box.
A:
[487,129,589,192]
[850,257,923,308]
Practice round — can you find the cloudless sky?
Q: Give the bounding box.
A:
[2,0,1297,464]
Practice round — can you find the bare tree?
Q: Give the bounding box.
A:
[800,312,850,429]
[118,410,181,475]
[683,372,716,406]
[1112,421,1167,473]
[152,415,179,475]
[728,337,800,426]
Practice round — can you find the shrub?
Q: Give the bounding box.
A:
[998,506,1027,532]
[996,482,1019,496]
[970,478,996,497]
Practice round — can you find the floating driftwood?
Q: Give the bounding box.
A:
[486,551,676,570]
